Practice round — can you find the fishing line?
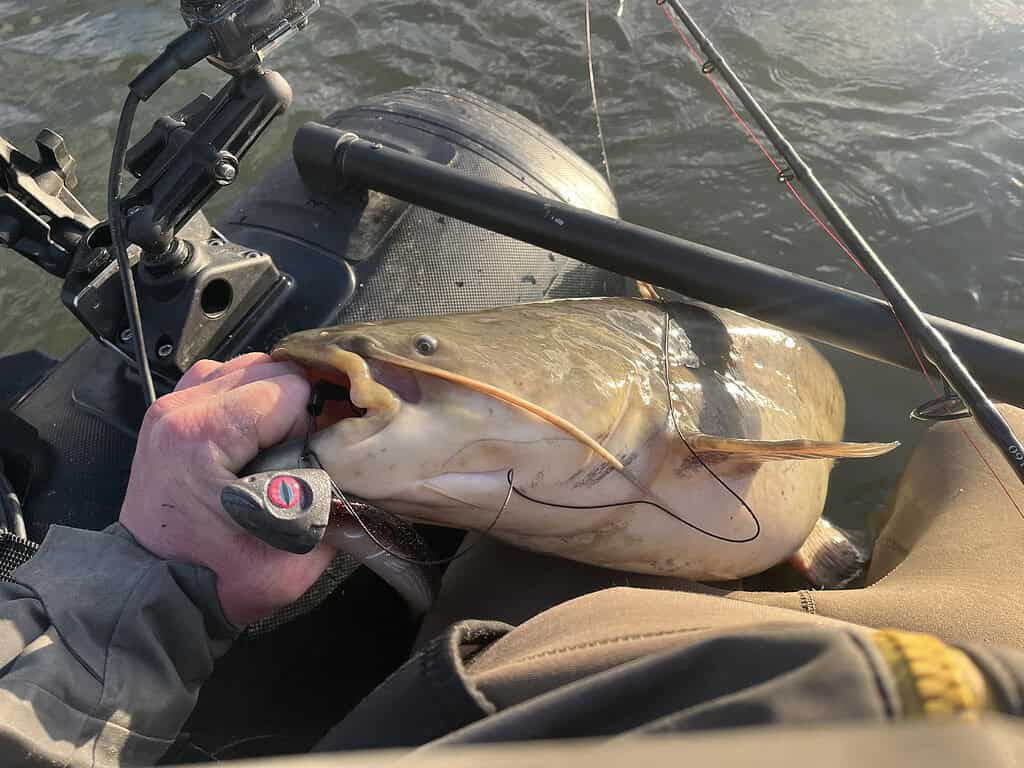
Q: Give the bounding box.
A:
[305,362,759,554]
[474,297,762,544]
[584,0,659,301]
[656,0,941,386]
[657,4,867,271]
[491,392,763,543]
[585,0,614,188]
[327,468,514,567]
[658,305,761,542]
[656,1,1024,519]
[302,390,515,565]
[327,446,757,554]
[510,484,760,543]
[660,7,941,400]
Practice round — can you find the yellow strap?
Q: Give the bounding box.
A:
[871,629,993,720]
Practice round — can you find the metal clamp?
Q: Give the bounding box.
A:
[0,130,97,277]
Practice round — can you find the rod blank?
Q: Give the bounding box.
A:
[660,0,1024,481]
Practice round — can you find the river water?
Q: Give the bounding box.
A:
[2,0,1023,531]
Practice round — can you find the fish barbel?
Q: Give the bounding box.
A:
[271,298,897,580]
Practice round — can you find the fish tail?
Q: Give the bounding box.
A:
[789,518,868,588]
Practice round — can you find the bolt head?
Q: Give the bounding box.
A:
[120,328,134,343]
[157,343,174,359]
[213,159,238,185]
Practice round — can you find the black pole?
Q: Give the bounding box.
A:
[294,125,1024,431]
[659,0,1024,481]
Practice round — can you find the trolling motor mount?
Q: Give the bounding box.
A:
[62,225,291,382]
[0,0,320,403]
[60,69,295,382]
[0,67,295,384]
[122,67,292,271]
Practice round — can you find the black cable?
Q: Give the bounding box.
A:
[106,29,215,408]
[108,91,157,407]
[130,27,215,100]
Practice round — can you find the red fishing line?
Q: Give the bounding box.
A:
[657,1,1024,519]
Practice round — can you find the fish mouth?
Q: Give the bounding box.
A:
[271,341,420,446]
[273,333,624,471]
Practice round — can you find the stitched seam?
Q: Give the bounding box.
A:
[1,667,101,723]
[509,626,711,665]
[450,626,497,715]
[798,590,817,614]
[101,565,203,743]
[8,582,104,686]
[421,629,496,724]
[420,636,457,727]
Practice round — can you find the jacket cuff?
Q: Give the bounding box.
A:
[13,523,239,683]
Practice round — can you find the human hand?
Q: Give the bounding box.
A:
[120,353,335,626]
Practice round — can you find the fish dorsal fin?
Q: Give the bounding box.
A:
[686,434,899,461]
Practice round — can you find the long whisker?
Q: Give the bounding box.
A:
[366,349,625,471]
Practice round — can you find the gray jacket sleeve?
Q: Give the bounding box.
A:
[0,524,240,767]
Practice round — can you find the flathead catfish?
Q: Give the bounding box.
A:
[272,298,896,580]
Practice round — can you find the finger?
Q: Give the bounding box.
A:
[196,352,274,385]
[152,361,308,414]
[175,353,275,393]
[219,539,339,626]
[175,359,223,392]
[208,373,312,471]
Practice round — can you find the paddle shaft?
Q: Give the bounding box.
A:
[294,126,1024,482]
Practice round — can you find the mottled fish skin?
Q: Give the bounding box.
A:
[272,298,884,580]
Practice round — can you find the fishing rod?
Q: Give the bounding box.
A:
[659,0,1024,485]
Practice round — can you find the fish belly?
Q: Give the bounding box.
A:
[482,453,829,581]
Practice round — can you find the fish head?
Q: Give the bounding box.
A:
[270,310,599,504]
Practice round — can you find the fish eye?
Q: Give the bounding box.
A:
[414,335,438,356]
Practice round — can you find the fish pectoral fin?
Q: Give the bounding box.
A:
[686,434,900,461]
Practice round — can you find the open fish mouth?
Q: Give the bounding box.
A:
[272,330,629,471]
[271,341,419,445]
